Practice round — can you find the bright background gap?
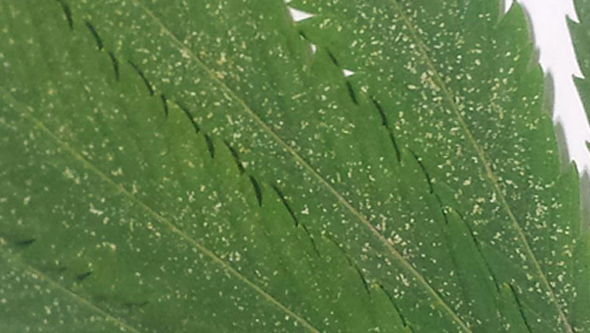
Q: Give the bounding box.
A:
[510,0,590,172]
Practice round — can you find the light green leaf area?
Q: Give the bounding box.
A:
[0,0,588,332]
[573,0,590,125]
[570,0,590,329]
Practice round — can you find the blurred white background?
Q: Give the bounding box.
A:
[508,0,590,171]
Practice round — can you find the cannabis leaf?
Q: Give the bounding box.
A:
[573,0,590,122]
[569,1,590,329]
[0,0,589,332]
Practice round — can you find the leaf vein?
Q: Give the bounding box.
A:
[0,87,321,333]
[128,1,472,331]
[385,1,572,331]
[0,248,143,333]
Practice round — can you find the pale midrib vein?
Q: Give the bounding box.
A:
[128,1,471,331]
[0,89,320,333]
[0,248,142,333]
[385,1,573,332]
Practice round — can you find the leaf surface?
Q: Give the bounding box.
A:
[0,0,588,332]
[570,0,590,329]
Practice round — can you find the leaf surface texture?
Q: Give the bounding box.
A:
[0,0,589,332]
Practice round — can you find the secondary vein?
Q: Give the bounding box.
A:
[0,87,321,333]
[0,248,143,333]
[385,1,573,331]
[127,0,472,331]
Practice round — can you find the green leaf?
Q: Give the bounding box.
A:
[570,0,590,329]
[572,0,590,121]
[0,0,588,332]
